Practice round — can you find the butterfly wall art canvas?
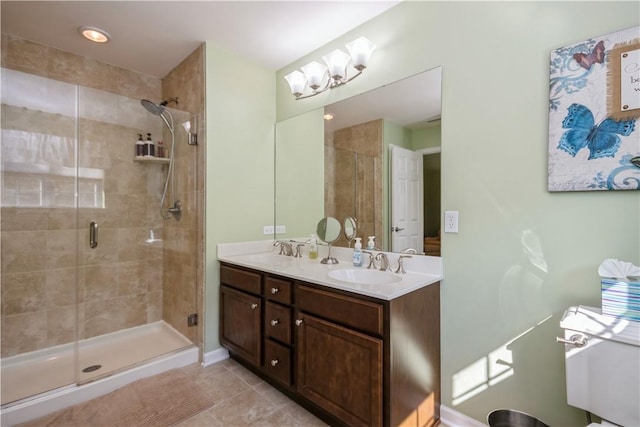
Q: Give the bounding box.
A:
[548,26,640,192]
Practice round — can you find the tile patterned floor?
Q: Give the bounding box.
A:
[175,359,328,427]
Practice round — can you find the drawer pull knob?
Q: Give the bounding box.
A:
[295,319,303,326]
[270,359,279,367]
[270,319,279,326]
[271,287,279,294]
[250,303,258,310]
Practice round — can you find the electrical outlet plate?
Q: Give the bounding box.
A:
[275,225,286,234]
[263,225,274,235]
[444,211,459,233]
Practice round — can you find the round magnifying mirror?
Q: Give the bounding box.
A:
[343,217,357,247]
[316,217,341,264]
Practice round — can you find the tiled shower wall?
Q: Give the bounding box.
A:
[0,34,204,358]
[325,119,383,249]
[159,46,205,350]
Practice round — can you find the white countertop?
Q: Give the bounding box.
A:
[217,240,442,301]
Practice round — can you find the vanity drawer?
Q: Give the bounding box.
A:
[265,301,292,345]
[264,339,292,386]
[220,265,262,295]
[297,285,383,336]
[265,276,292,304]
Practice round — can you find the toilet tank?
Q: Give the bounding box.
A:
[560,306,640,427]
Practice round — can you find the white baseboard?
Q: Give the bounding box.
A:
[440,405,486,427]
[202,347,229,367]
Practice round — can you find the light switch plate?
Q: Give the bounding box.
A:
[444,211,459,233]
[263,225,274,235]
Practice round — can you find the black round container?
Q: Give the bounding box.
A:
[487,409,550,427]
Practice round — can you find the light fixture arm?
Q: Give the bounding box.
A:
[292,66,364,100]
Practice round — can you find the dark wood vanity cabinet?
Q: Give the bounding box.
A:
[219,268,262,365]
[219,263,441,427]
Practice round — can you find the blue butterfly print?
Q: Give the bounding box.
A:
[558,103,636,160]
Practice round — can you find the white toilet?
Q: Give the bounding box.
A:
[560,306,640,427]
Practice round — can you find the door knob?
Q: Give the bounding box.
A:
[391,226,404,232]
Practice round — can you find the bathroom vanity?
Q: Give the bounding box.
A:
[218,242,442,427]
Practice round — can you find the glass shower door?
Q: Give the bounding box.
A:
[1,68,81,404]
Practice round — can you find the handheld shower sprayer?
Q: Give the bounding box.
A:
[140,97,181,221]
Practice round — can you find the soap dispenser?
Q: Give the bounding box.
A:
[367,236,376,251]
[136,134,144,157]
[309,234,318,260]
[353,237,363,267]
[145,133,155,157]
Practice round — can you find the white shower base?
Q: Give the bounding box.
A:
[1,321,198,426]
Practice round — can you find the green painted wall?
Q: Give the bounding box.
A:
[412,125,441,151]
[274,2,639,425]
[274,109,325,239]
[204,43,275,353]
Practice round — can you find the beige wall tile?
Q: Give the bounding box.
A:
[1,231,46,273]
[1,207,48,231]
[3,34,48,77]
[1,271,46,315]
[46,306,76,347]
[46,229,78,269]
[1,312,47,357]
[118,261,147,296]
[46,267,78,307]
[84,264,118,302]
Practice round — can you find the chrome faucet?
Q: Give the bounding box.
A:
[294,243,305,258]
[375,253,390,271]
[362,250,375,269]
[274,240,293,256]
[395,255,412,274]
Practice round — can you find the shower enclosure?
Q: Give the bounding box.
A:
[0,65,201,409]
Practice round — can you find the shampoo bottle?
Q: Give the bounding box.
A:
[353,237,363,267]
[308,234,318,260]
[367,236,376,251]
[145,133,155,157]
[136,134,144,157]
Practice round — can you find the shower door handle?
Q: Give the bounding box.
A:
[89,221,98,249]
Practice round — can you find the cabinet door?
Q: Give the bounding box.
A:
[220,285,262,365]
[297,313,383,427]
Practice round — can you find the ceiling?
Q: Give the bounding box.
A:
[1,1,400,78]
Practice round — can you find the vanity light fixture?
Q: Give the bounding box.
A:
[284,36,376,100]
[78,26,111,43]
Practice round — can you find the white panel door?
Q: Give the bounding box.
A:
[390,145,423,252]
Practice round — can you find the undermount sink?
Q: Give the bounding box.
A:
[328,269,402,285]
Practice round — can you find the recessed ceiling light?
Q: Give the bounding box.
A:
[323,113,335,120]
[78,26,111,43]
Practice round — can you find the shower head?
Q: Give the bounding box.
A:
[140,97,179,116]
[141,99,164,116]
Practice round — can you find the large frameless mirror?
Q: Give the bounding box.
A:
[275,66,442,255]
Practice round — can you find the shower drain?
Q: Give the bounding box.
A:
[82,364,102,373]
